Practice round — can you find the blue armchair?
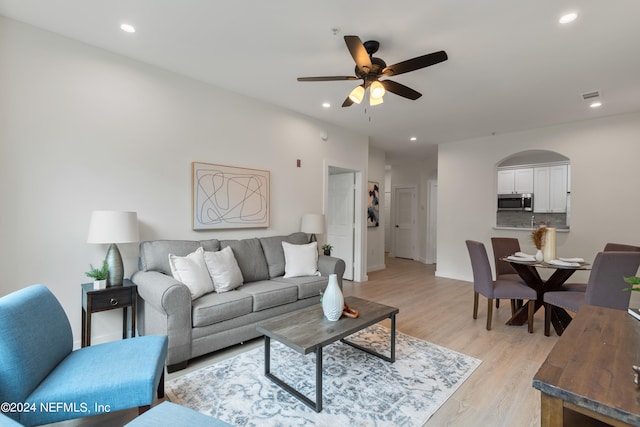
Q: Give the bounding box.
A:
[0,285,167,426]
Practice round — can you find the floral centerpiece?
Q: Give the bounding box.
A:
[530,226,547,261]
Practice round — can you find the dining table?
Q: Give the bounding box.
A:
[501,256,590,335]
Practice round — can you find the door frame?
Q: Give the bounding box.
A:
[426,179,437,264]
[324,160,365,283]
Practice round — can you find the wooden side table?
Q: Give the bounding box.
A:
[81,279,137,347]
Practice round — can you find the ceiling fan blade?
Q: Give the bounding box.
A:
[381,50,448,77]
[341,96,354,107]
[381,80,422,100]
[344,35,372,74]
[297,76,358,82]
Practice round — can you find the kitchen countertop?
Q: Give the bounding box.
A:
[493,226,570,232]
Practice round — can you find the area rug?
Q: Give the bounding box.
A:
[166,324,481,426]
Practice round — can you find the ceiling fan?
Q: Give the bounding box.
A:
[297,35,448,107]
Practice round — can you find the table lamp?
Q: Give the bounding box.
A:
[300,213,325,243]
[87,210,139,287]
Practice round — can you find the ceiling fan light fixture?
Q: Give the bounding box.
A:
[370,81,385,99]
[369,94,383,106]
[349,86,365,104]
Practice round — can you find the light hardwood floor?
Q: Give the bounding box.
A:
[61,254,559,426]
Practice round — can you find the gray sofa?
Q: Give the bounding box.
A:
[131,232,345,372]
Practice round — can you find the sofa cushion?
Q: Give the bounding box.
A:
[140,240,201,275]
[282,241,320,278]
[220,238,269,283]
[271,275,329,299]
[260,232,309,278]
[168,247,214,300]
[191,291,253,327]
[199,238,221,252]
[239,280,298,311]
[203,246,244,293]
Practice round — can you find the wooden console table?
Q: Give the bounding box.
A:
[533,305,640,426]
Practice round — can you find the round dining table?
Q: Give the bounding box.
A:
[501,257,590,335]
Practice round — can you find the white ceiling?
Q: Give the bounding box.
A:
[2,0,640,163]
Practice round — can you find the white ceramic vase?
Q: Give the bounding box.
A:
[322,274,343,321]
[535,249,544,262]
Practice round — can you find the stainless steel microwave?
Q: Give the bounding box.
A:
[497,193,533,211]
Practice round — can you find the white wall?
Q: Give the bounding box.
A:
[437,112,640,282]
[367,146,386,272]
[0,17,368,345]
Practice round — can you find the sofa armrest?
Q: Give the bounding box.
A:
[131,270,192,367]
[318,256,346,288]
[132,271,191,315]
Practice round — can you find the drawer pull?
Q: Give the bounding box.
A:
[110,298,119,306]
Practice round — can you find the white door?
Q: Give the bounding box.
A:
[393,186,416,259]
[327,172,355,280]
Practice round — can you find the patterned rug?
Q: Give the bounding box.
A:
[166,324,481,426]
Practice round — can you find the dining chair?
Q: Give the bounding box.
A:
[563,242,640,292]
[603,242,640,252]
[544,251,640,336]
[491,237,526,308]
[466,240,537,332]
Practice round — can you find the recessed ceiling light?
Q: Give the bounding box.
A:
[590,101,602,108]
[410,137,417,141]
[559,12,577,24]
[322,102,331,108]
[120,23,136,33]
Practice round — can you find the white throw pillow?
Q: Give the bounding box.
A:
[204,246,244,293]
[282,241,321,278]
[168,247,214,300]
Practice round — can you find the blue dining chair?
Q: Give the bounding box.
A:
[466,240,537,332]
[544,251,640,336]
[0,285,168,426]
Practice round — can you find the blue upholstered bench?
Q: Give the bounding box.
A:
[125,401,232,426]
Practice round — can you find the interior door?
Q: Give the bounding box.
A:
[394,186,416,259]
[327,172,355,280]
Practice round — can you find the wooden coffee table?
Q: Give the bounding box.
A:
[256,296,399,412]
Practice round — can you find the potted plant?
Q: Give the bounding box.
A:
[86,260,109,289]
[321,244,333,256]
[624,276,640,292]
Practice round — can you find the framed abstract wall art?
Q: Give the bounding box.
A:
[192,162,270,230]
[367,181,380,227]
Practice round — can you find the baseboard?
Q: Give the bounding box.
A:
[367,263,386,272]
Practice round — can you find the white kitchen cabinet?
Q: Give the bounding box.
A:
[497,168,533,194]
[534,165,568,213]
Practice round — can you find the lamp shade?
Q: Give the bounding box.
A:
[370,80,386,99]
[348,86,364,104]
[87,211,139,244]
[300,213,325,235]
[369,94,384,106]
